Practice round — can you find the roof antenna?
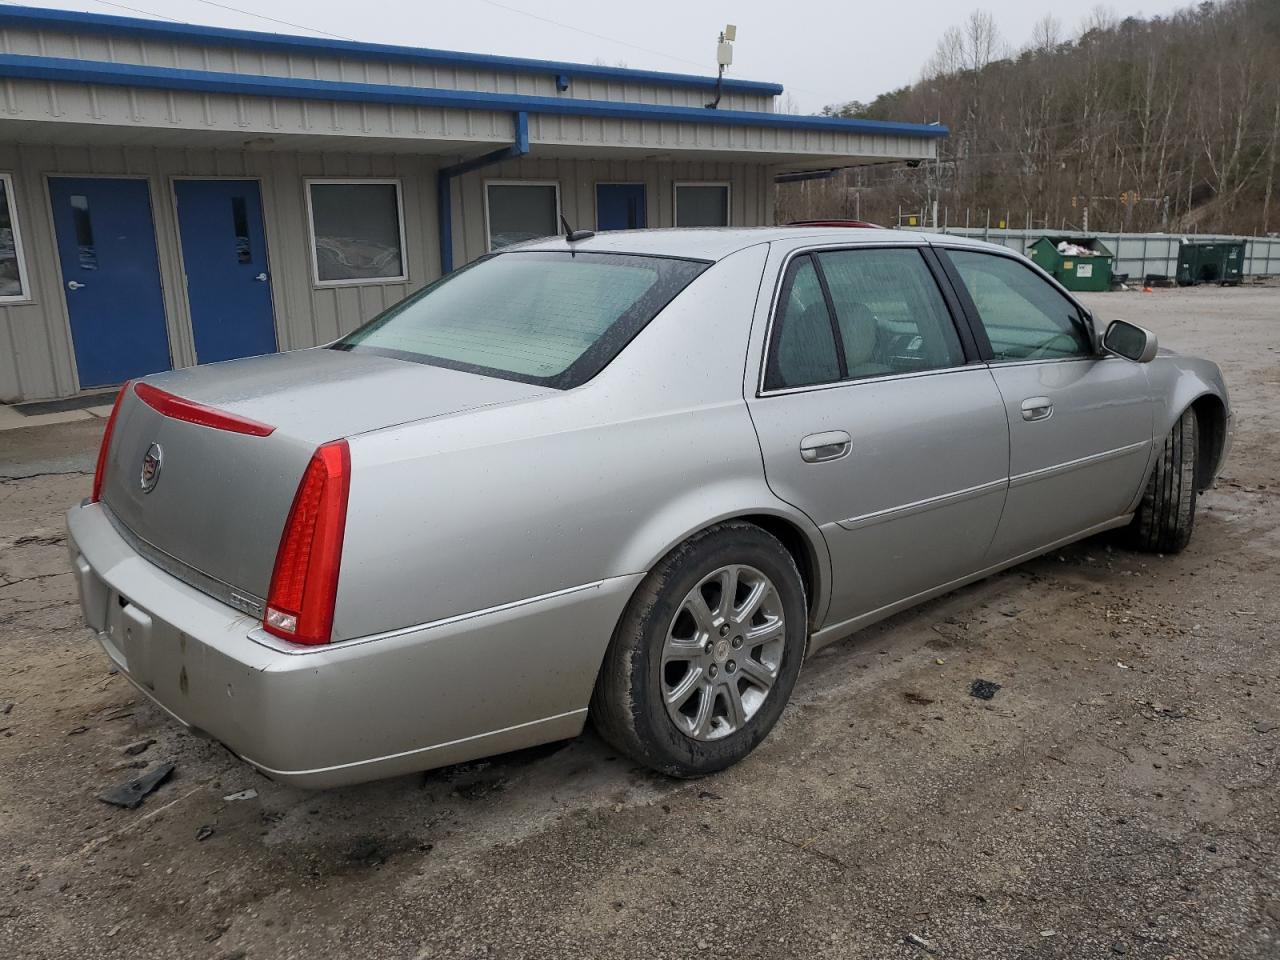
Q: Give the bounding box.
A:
[560,214,594,243]
[705,24,736,109]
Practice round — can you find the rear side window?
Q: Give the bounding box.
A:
[946,250,1092,361]
[764,256,840,390]
[814,248,964,378]
[334,251,707,389]
[764,247,964,391]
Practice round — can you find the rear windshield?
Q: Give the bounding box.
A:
[332,251,709,389]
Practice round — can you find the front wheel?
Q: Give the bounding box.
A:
[590,522,808,777]
[1125,407,1198,553]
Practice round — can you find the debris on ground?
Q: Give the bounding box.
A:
[122,737,155,756]
[903,691,936,706]
[66,725,88,735]
[1255,720,1278,734]
[222,789,258,802]
[697,790,723,801]
[1,702,12,715]
[196,825,215,842]
[904,932,938,953]
[969,679,1002,701]
[98,762,176,809]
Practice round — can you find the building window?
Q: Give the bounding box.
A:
[486,181,560,251]
[674,183,730,227]
[306,179,406,285]
[0,173,31,301]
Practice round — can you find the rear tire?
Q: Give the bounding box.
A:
[1126,407,1198,553]
[591,522,807,778]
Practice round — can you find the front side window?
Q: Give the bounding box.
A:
[0,173,30,300]
[947,249,1093,361]
[334,251,707,389]
[675,183,730,227]
[486,182,559,250]
[814,248,964,378]
[307,180,406,285]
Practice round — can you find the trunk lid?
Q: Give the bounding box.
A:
[100,348,550,612]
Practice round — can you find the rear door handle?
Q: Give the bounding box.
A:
[1021,397,1054,422]
[800,430,852,463]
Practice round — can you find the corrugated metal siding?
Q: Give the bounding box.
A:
[0,26,775,113]
[0,142,774,402]
[449,156,774,268]
[0,77,516,149]
[0,143,442,402]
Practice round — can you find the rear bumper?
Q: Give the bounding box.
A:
[67,502,640,788]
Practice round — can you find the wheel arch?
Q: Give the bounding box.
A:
[608,484,832,632]
[1188,392,1228,491]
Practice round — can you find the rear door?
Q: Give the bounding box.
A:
[746,244,1010,630]
[49,177,171,387]
[174,179,278,363]
[937,245,1154,562]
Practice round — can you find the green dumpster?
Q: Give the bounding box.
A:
[1177,240,1245,286]
[1027,236,1115,292]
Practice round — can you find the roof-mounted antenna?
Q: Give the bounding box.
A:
[705,24,736,109]
[560,214,595,243]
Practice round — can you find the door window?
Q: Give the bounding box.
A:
[947,250,1093,362]
[764,256,840,390]
[814,248,965,378]
[764,248,964,391]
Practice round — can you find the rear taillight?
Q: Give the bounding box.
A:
[90,382,130,503]
[263,440,351,645]
[134,381,275,436]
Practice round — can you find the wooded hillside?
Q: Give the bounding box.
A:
[778,0,1280,235]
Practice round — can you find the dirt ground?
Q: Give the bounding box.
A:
[1,285,1277,960]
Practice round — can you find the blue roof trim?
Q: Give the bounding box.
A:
[0,4,786,96]
[0,53,950,139]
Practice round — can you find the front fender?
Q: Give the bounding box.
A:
[1143,352,1232,491]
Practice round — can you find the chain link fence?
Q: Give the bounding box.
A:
[922,228,1280,280]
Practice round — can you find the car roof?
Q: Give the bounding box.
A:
[514,227,1010,261]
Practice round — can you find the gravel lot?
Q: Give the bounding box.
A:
[2,285,1277,960]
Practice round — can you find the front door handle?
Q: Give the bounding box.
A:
[255,272,268,282]
[67,280,86,291]
[800,430,852,463]
[1021,396,1054,422]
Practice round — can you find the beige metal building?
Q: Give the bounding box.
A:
[0,4,946,403]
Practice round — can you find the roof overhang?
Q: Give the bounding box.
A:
[0,4,786,97]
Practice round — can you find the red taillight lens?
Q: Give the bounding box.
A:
[90,382,131,503]
[263,440,351,645]
[134,381,275,436]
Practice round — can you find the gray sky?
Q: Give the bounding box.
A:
[33,0,1193,112]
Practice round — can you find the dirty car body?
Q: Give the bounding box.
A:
[67,228,1232,787]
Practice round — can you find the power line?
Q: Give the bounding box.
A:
[185,0,351,40]
[79,0,185,23]
[474,0,707,71]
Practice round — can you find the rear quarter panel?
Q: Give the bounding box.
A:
[334,243,828,643]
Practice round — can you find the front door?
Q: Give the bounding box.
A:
[596,183,646,231]
[174,179,277,363]
[939,246,1154,562]
[747,245,1010,629]
[49,177,171,388]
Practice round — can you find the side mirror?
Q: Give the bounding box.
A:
[1103,319,1158,363]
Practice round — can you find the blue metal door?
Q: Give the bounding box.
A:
[596,183,646,231]
[49,177,171,388]
[174,179,277,363]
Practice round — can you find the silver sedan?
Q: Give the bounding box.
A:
[67,227,1231,787]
